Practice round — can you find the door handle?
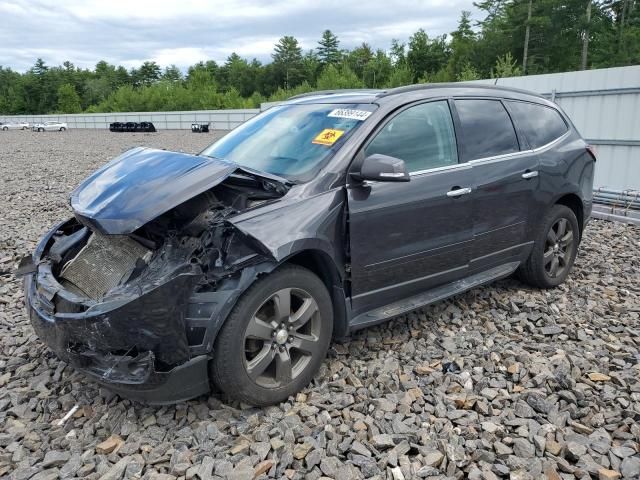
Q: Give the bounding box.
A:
[522,170,539,179]
[446,187,472,198]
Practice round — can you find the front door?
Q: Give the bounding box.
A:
[347,100,475,317]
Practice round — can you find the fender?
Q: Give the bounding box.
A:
[227,188,347,267]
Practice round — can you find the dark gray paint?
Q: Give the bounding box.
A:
[25,84,595,403]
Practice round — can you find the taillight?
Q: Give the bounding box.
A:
[586,144,597,161]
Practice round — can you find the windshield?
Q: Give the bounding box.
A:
[200,103,376,182]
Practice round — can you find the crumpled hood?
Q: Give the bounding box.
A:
[70,147,237,234]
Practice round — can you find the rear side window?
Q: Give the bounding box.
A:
[454,99,519,161]
[507,101,568,148]
[365,100,458,173]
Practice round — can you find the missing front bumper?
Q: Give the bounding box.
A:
[26,274,211,403]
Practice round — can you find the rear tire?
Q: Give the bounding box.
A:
[60,127,66,131]
[2,127,7,131]
[38,128,44,132]
[210,265,333,406]
[518,204,580,288]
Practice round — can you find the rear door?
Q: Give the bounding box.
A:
[453,98,539,271]
[347,100,474,317]
[505,100,572,231]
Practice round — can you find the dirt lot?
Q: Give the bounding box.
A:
[0,129,639,480]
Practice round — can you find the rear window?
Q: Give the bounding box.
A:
[507,101,568,149]
[454,99,520,161]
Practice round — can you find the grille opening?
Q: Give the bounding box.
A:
[54,295,88,314]
[58,233,151,300]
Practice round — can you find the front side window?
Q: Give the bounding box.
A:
[507,101,568,149]
[364,100,458,173]
[200,103,376,182]
[455,99,520,161]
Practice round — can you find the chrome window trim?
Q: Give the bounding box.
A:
[409,163,471,177]
[468,129,571,166]
[531,129,571,153]
[468,149,531,166]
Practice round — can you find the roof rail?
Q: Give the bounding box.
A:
[377,82,545,99]
[288,89,384,100]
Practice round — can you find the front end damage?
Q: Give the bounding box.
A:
[24,153,287,403]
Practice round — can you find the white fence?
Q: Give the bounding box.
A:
[0,109,259,131]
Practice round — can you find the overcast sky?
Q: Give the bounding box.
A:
[0,0,481,72]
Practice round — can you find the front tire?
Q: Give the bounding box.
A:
[60,127,66,131]
[38,128,44,132]
[518,204,580,288]
[2,127,7,131]
[210,265,333,406]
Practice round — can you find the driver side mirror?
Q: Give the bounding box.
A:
[355,154,410,182]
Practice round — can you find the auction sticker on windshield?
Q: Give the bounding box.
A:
[312,129,345,146]
[328,109,372,121]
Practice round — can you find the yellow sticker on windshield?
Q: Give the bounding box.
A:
[312,128,345,146]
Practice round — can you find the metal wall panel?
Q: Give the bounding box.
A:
[0,109,260,132]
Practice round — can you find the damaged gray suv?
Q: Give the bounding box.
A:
[24,85,595,405]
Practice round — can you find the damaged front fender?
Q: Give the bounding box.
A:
[227,188,347,266]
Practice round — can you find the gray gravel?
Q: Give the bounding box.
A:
[1,129,639,480]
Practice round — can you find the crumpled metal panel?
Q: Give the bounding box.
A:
[70,147,237,234]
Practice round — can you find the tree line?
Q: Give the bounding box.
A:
[0,0,638,115]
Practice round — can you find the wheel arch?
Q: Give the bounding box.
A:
[554,192,585,239]
[281,249,349,338]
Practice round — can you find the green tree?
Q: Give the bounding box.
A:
[162,65,183,82]
[407,29,430,79]
[389,39,406,66]
[221,53,260,96]
[363,49,393,87]
[492,52,522,77]
[187,61,218,84]
[346,42,374,82]
[57,83,82,113]
[132,61,161,86]
[407,29,450,81]
[272,36,304,89]
[302,50,321,85]
[457,62,481,81]
[385,64,414,87]
[317,30,341,65]
[316,64,363,89]
[448,11,477,80]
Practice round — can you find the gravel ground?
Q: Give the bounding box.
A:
[1,129,639,480]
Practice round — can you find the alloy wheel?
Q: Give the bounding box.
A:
[243,288,322,388]
[544,217,574,278]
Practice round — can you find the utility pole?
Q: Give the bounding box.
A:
[581,1,592,70]
[523,0,533,75]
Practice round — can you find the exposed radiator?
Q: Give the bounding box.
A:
[60,233,150,300]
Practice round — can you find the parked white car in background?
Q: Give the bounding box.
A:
[32,121,67,132]
[1,121,30,130]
